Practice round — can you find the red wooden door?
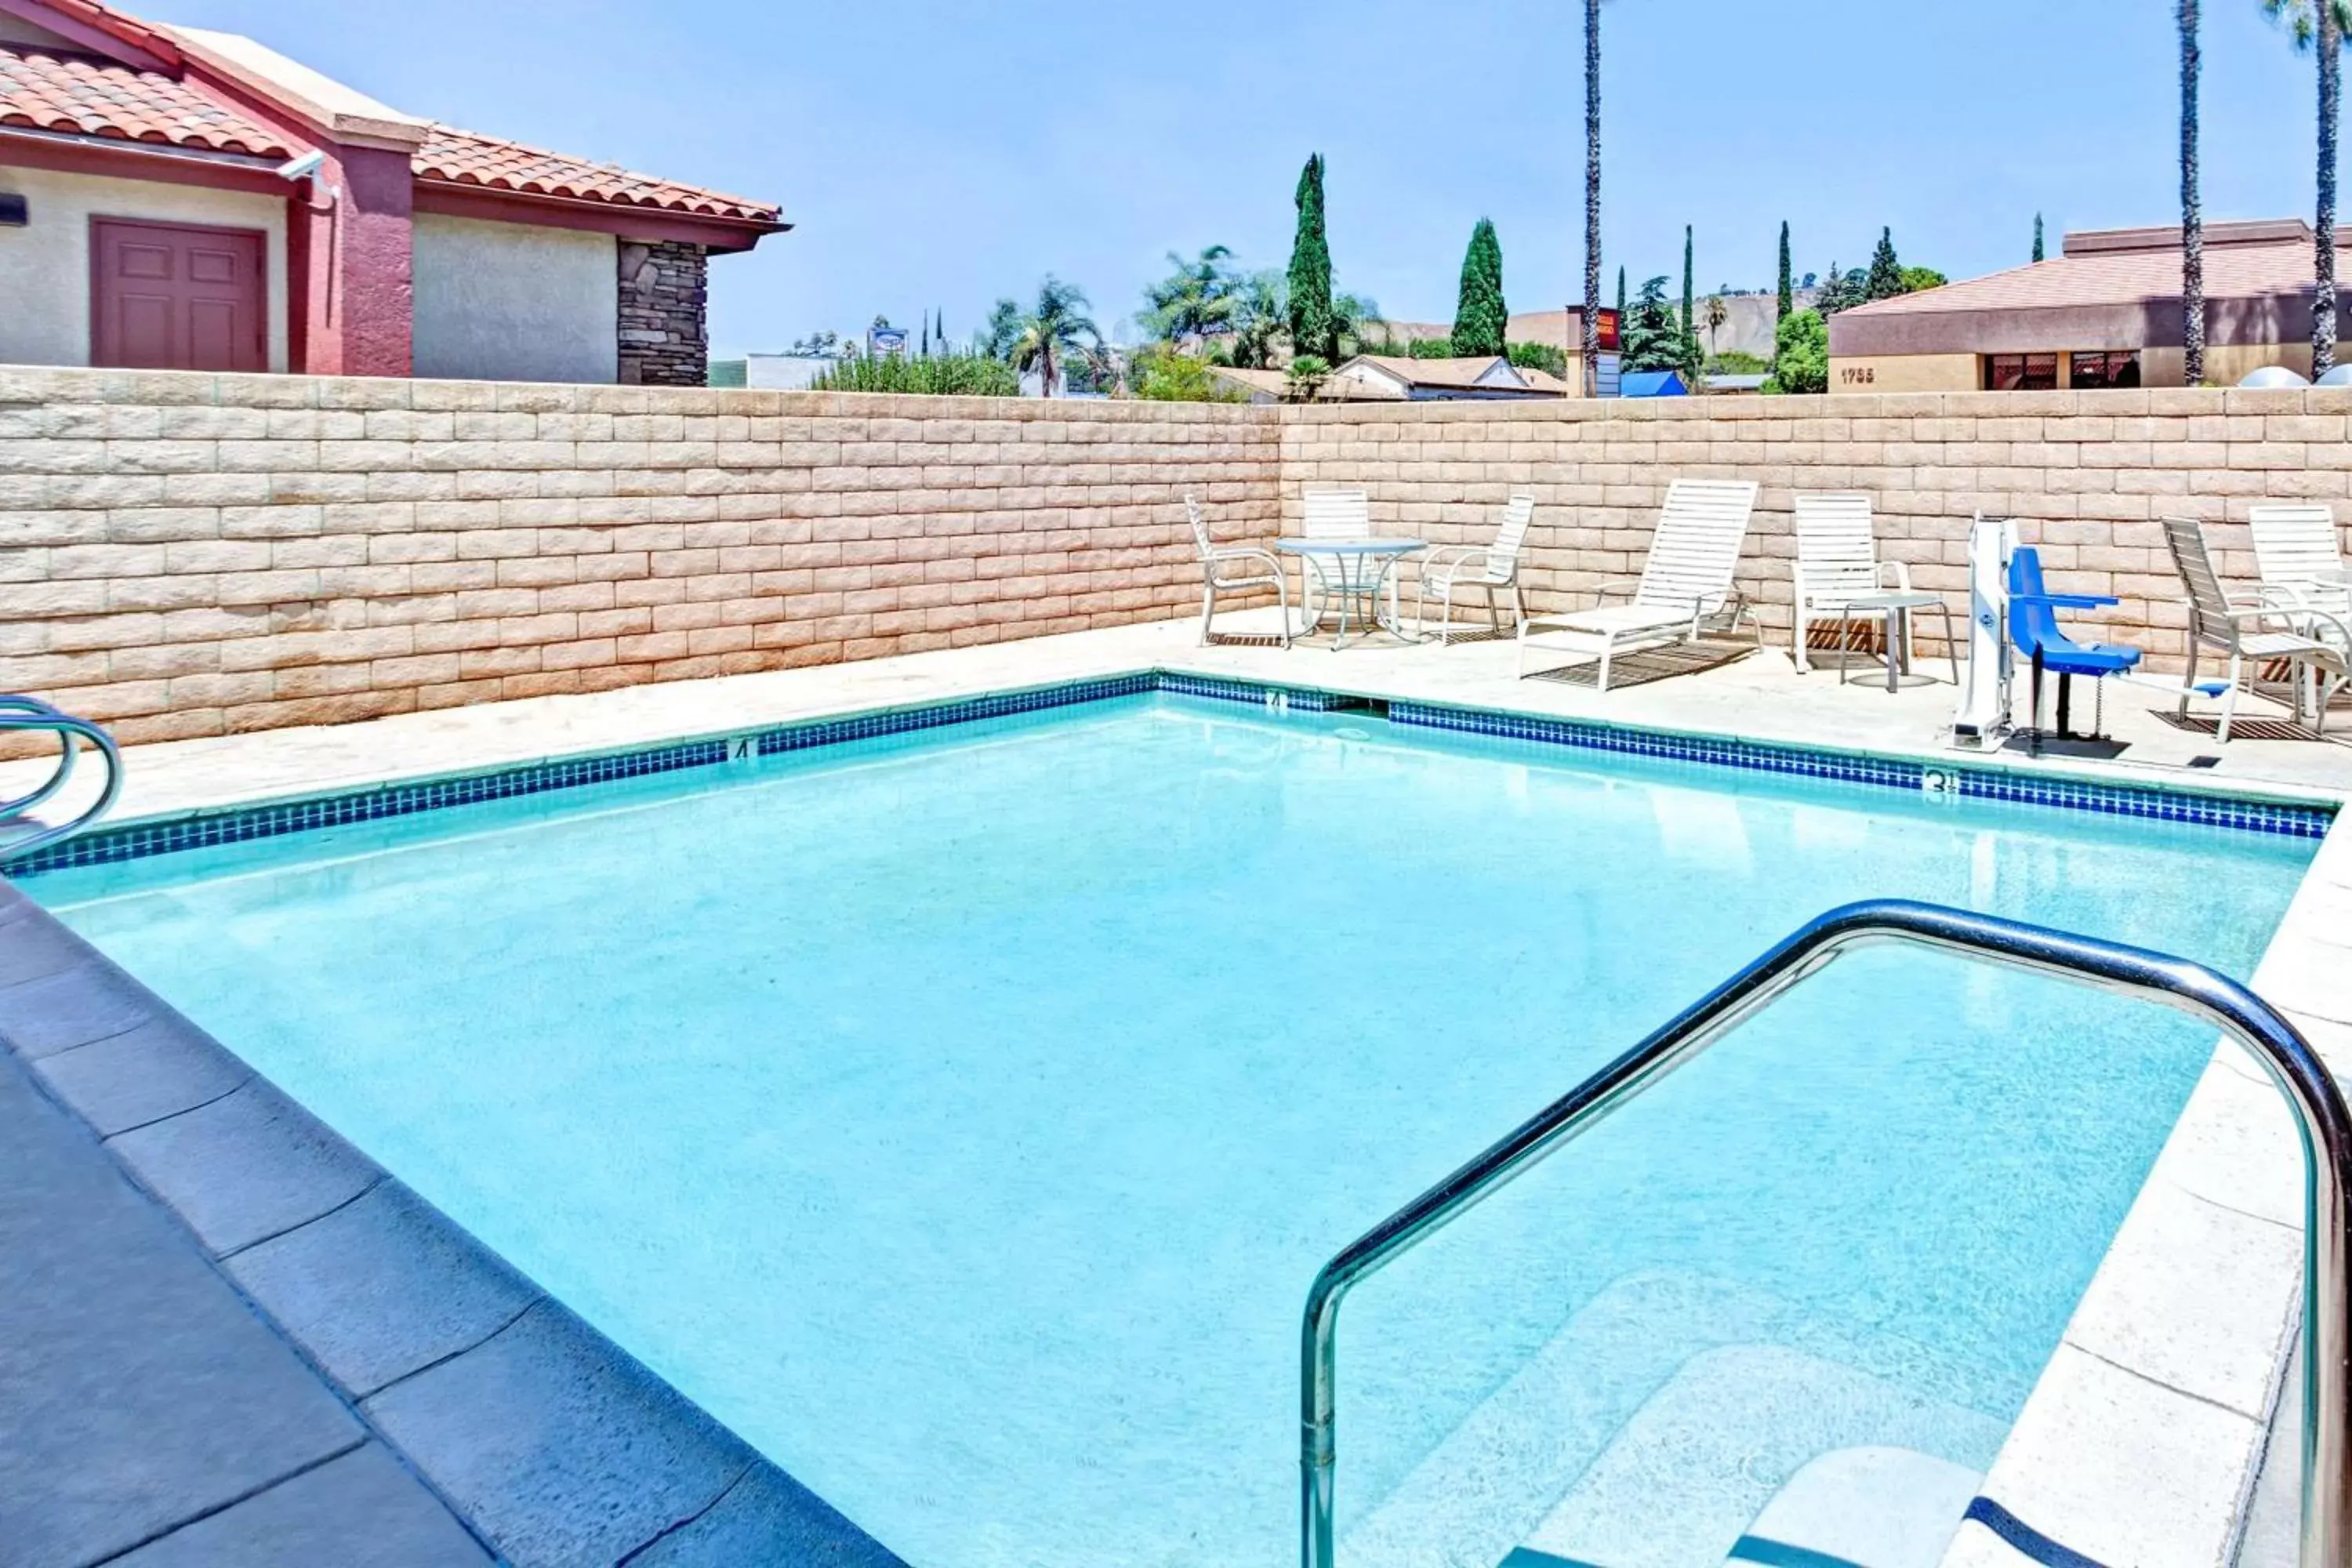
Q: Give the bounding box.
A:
[90,218,267,372]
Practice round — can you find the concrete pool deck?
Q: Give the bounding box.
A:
[3,612,2350,1568]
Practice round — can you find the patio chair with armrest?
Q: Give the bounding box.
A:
[1414,492,1534,645]
[2163,514,2348,742]
[2249,503,2352,616]
[2006,546,2141,746]
[1791,492,1910,673]
[1185,494,1290,648]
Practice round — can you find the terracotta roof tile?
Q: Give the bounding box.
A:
[0,42,290,156]
[413,125,780,224]
[0,34,782,227]
[1840,240,2350,318]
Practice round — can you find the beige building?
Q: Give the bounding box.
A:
[1208,353,1566,405]
[1828,220,2343,392]
[1373,307,1621,394]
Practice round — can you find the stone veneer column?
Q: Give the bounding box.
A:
[616,240,709,386]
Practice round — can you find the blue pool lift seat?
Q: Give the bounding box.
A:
[2008,546,2143,746]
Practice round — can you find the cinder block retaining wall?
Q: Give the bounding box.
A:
[1281,386,2352,672]
[0,368,1279,746]
[5,365,2349,746]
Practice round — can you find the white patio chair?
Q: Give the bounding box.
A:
[1518,479,1761,690]
[1414,492,1534,645]
[1298,487,1376,633]
[2249,503,2352,635]
[1185,494,1289,648]
[2162,515,2348,742]
[1791,492,1909,673]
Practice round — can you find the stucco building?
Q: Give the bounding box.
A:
[0,0,786,384]
[1827,220,2344,393]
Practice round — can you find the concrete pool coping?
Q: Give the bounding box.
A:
[0,883,909,1567]
[5,613,2352,1566]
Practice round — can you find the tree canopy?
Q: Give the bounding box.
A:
[1139,246,1241,346]
[1450,219,1508,356]
[1763,309,1828,395]
[1004,277,1099,398]
[1864,227,1906,301]
[1622,275,1703,378]
[1287,154,1338,364]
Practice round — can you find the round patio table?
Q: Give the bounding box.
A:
[1275,538,1426,649]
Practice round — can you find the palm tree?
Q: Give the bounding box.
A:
[1007,278,1099,398]
[1139,245,1240,347]
[2183,1,2205,385]
[1581,0,1602,396]
[2264,0,2352,376]
[1703,294,1730,356]
[1226,270,1287,369]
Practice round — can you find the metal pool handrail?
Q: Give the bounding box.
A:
[1301,898,2352,1568]
[0,699,123,859]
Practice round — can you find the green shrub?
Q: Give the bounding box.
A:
[1128,346,1248,403]
[1705,350,1769,376]
[810,353,1020,397]
[1762,310,1828,394]
[1506,341,1568,376]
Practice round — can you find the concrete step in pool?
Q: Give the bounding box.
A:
[1340,1270,2002,1568]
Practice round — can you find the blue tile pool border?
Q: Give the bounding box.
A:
[1385,700,2337,840]
[2,673,2333,878]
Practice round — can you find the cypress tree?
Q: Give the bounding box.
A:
[1616,265,1626,322]
[1681,225,1694,330]
[1777,222,1793,319]
[1865,227,1905,300]
[2032,212,2045,262]
[1450,217,1508,356]
[1287,153,1338,364]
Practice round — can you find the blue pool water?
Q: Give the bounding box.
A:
[33,696,2315,1568]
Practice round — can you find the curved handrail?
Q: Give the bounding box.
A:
[0,695,79,822]
[1301,898,2352,1568]
[0,705,123,860]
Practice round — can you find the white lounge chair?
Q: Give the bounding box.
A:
[1414,492,1534,645]
[2162,514,2348,742]
[1517,478,1761,689]
[2249,503,2352,633]
[1791,492,1908,673]
[1185,494,1290,648]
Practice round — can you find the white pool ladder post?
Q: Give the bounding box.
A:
[1299,899,2352,1568]
[1951,513,2017,751]
[0,697,124,859]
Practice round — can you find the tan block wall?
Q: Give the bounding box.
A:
[0,367,1279,746]
[9,367,2352,750]
[1279,386,2352,673]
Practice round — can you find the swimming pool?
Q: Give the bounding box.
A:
[27,692,2318,1568]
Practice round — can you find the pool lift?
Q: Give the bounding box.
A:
[1948,515,2019,752]
[1948,514,2223,754]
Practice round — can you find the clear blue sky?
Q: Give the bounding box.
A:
[138,0,2341,353]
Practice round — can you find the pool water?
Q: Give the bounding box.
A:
[34,696,2314,1568]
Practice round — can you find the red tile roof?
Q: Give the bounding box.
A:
[2,2,782,229]
[413,125,779,223]
[0,42,291,156]
[1841,236,2347,318]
